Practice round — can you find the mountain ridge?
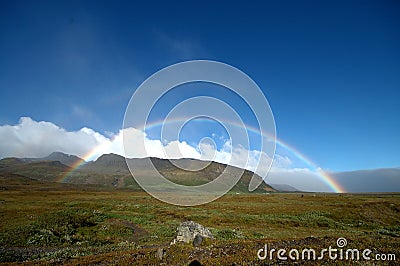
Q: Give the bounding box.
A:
[19,152,84,167]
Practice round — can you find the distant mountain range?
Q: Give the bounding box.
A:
[0,152,277,193]
[269,183,300,192]
[19,152,84,167]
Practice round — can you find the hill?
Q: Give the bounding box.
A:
[0,157,70,182]
[21,152,84,167]
[269,183,300,192]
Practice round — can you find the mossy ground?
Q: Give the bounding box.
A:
[0,174,399,265]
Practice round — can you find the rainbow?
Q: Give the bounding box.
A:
[272,138,345,193]
[55,136,119,183]
[57,118,346,193]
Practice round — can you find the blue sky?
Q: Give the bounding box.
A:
[0,0,399,172]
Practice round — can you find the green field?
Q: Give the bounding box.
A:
[0,173,399,265]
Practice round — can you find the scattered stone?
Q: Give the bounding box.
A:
[192,234,203,247]
[155,248,165,260]
[171,221,213,245]
[112,177,119,187]
[189,260,203,266]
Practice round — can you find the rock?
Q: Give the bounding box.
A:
[171,221,213,245]
[112,176,119,187]
[192,234,203,247]
[189,260,203,266]
[155,247,165,260]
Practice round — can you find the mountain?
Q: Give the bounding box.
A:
[0,152,276,193]
[41,152,84,167]
[21,152,84,167]
[269,183,300,192]
[79,154,275,192]
[0,157,70,182]
[82,153,129,173]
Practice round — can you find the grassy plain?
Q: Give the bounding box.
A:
[0,173,399,265]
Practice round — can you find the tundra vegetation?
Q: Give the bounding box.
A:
[0,173,399,265]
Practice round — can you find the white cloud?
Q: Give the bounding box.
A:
[0,117,211,162]
[153,31,208,59]
[0,117,107,159]
[72,105,93,120]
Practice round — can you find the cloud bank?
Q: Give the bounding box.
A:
[0,117,107,159]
